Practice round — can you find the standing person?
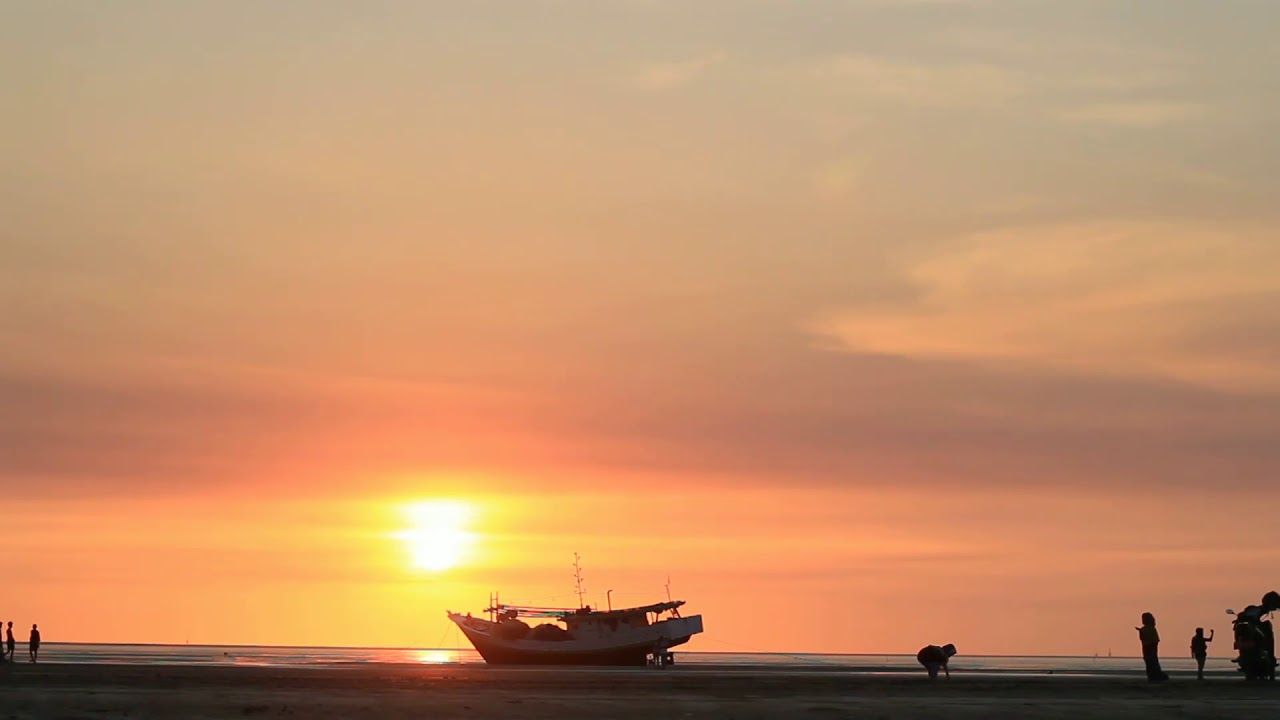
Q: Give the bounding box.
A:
[916,643,957,679]
[29,623,39,664]
[6,622,14,662]
[0,622,5,664]
[1190,628,1214,680]
[1136,612,1167,682]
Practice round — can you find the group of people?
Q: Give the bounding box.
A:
[0,622,40,664]
[1137,612,1216,682]
[915,614,1220,682]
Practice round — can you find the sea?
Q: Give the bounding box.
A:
[31,644,1239,677]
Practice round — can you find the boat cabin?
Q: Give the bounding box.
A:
[485,601,686,642]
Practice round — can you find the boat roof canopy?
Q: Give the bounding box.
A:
[487,600,684,619]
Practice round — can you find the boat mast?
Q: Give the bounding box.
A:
[573,553,587,609]
[664,576,681,618]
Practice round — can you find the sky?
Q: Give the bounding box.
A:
[2,0,1279,656]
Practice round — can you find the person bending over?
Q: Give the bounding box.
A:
[917,643,957,679]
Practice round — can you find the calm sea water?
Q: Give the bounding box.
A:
[31,644,1240,677]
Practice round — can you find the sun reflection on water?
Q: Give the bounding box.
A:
[413,649,456,664]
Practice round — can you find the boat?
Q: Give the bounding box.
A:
[446,599,704,666]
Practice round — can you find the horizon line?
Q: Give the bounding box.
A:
[36,642,1142,660]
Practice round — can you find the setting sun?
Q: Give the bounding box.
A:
[397,500,475,572]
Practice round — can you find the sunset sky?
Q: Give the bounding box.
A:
[3,1,1279,656]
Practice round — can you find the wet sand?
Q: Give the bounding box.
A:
[2,662,1277,719]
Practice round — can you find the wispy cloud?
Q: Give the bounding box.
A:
[804,54,1024,107]
[631,51,728,91]
[1062,101,1207,129]
[810,219,1280,391]
[812,156,862,200]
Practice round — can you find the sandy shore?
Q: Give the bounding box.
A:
[2,662,1277,719]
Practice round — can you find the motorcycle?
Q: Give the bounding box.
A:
[1226,590,1280,681]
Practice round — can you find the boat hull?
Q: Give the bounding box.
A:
[465,637,657,666]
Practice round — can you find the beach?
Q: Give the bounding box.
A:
[3,663,1277,719]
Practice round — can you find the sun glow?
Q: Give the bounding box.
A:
[397,500,475,572]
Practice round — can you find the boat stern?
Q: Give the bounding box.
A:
[657,613,703,648]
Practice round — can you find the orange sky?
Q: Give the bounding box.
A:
[2,0,1279,656]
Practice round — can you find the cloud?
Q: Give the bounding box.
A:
[0,367,553,496]
[810,219,1280,392]
[812,156,862,199]
[631,51,728,91]
[1062,101,1207,128]
[10,329,1280,500]
[805,54,1024,107]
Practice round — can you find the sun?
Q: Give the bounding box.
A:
[397,500,475,572]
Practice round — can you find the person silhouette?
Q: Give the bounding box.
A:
[0,621,5,664]
[29,623,40,663]
[1190,627,1214,680]
[6,622,14,662]
[1136,612,1167,682]
[916,643,957,679]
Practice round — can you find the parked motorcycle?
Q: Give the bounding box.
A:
[1226,591,1280,681]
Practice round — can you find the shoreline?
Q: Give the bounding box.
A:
[0,660,1248,679]
[3,662,1278,719]
[23,641,1234,672]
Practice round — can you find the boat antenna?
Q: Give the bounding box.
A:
[665,574,672,602]
[573,553,587,609]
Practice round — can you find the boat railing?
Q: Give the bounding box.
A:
[485,600,686,620]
